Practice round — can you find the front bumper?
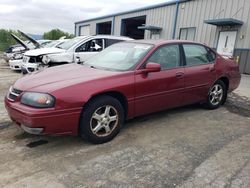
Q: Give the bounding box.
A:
[9,59,22,70]
[21,124,44,135]
[5,97,82,136]
[21,62,40,74]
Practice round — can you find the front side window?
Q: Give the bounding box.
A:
[57,37,84,50]
[146,45,180,70]
[183,44,212,66]
[76,39,103,52]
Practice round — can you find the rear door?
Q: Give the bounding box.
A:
[135,44,185,116]
[182,44,217,105]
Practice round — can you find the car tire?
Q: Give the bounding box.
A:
[79,95,124,144]
[205,80,227,110]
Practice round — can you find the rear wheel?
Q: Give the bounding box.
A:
[205,80,227,109]
[79,95,124,144]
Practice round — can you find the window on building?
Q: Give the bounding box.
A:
[147,45,180,70]
[96,21,112,35]
[179,27,196,41]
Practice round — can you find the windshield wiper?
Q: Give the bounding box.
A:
[90,65,98,69]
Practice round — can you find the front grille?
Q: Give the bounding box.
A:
[28,56,43,64]
[29,57,36,63]
[7,87,23,101]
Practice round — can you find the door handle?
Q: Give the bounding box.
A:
[209,66,215,72]
[176,72,184,78]
[203,66,215,72]
[75,56,81,64]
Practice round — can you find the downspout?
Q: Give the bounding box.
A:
[74,24,77,36]
[111,16,115,35]
[172,1,180,39]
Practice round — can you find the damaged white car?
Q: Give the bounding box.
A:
[8,31,68,71]
[9,40,67,71]
[21,35,133,74]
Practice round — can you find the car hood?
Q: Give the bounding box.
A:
[14,64,122,92]
[11,33,29,50]
[24,47,66,56]
[18,30,41,49]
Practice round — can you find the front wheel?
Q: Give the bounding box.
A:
[205,80,227,109]
[79,95,124,144]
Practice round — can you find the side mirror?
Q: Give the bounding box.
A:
[75,56,82,64]
[144,62,161,73]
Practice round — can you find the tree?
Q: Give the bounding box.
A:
[43,29,74,40]
[0,29,25,51]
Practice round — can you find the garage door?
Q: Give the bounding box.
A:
[80,25,90,36]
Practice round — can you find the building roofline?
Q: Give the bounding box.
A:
[75,0,191,25]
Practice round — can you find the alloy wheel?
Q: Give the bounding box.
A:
[90,105,119,137]
[209,84,223,106]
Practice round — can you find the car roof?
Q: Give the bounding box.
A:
[93,35,133,40]
[125,39,206,46]
[76,35,133,41]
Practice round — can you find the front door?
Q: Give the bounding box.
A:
[217,31,237,57]
[135,44,185,116]
[74,39,104,63]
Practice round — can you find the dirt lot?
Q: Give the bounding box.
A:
[0,58,250,188]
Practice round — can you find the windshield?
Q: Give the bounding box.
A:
[57,37,83,50]
[38,40,52,47]
[42,40,58,48]
[43,40,61,48]
[85,42,153,71]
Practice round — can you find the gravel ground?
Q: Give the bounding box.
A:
[0,58,250,188]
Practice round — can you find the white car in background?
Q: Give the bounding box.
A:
[9,40,67,71]
[21,35,133,74]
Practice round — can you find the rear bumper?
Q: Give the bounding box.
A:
[229,74,241,92]
[5,97,82,136]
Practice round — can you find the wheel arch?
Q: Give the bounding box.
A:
[78,90,128,136]
[218,76,229,91]
[84,91,128,118]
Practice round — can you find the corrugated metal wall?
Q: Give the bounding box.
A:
[176,0,250,49]
[75,0,250,73]
[76,17,113,36]
[76,0,250,48]
[113,5,176,39]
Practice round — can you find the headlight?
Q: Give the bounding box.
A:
[21,92,55,108]
[13,53,23,60]
[42,55,50,64]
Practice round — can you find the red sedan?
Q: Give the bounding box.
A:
[5,40,241,144]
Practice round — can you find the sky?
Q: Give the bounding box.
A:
[0,0,169,35]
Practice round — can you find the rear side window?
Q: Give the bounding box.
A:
[147,45,180,70]
[105,39,123,48]
[183,44,213,66]
[206,48,216,62]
